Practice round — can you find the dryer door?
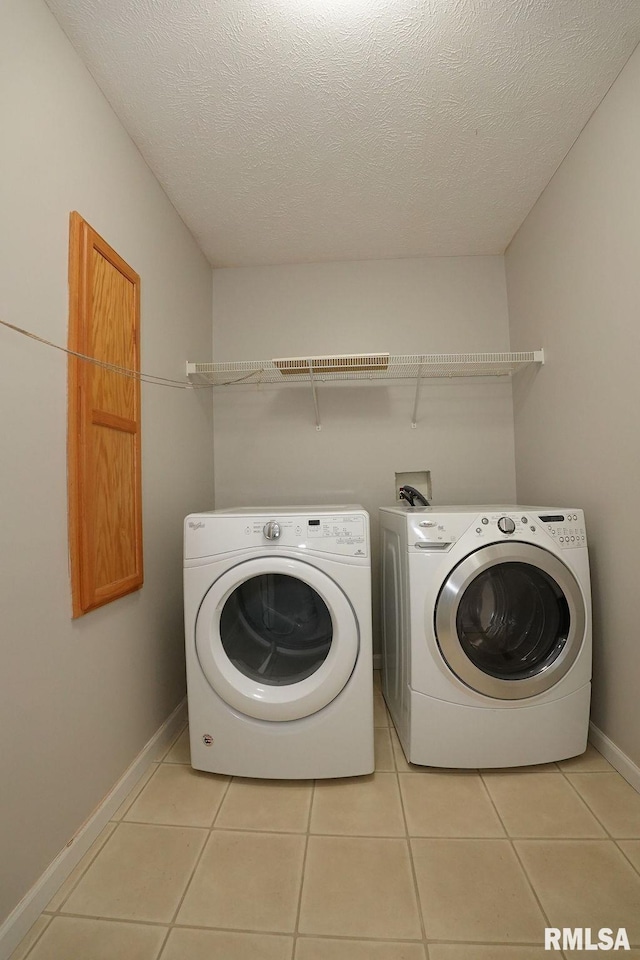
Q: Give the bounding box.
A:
[195,557,359,720]
[434,542,586,700]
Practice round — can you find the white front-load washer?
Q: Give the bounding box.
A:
[184,505,374,778]
[380,505,592,768]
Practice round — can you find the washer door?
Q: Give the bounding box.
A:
[434,542,586,700]
[195,557,359,720]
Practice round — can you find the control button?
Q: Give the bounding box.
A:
[571,536,575,542]
[497,517,516,535]
[482,517,489,525]
[530,525,536,532]
[263,521,281,541]
[560,537,565,542]
[476,527,482,533]
[521,517,528,524]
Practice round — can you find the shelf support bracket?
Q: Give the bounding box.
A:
[411,364,424,428]
[308,363,321,430]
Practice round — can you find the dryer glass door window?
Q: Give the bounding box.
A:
[220,573,332,685]
[195,556,360,721]
[456,563,569,680]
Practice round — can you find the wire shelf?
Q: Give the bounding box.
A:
[186,351,544,386]
[185,351,544,429]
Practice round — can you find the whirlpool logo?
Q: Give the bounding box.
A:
[545,928,630,951]
[188,521,205,530]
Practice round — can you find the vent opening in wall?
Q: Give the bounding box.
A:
[395,471,432,504]
[273,353,389,375]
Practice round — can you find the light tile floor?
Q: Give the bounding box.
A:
[11,676,640,960]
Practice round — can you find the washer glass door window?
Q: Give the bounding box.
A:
[435,543,586,700]
[220,573,331,686]
[196,557,359,721]
[457,563,568,680]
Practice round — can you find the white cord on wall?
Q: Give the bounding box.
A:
[0,317,212,389]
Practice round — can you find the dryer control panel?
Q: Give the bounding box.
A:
[185,511,369,559]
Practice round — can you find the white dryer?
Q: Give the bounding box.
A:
[380,505,592,768]
[184,506,374,778]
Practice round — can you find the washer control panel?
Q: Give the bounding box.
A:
[470,510,586,548]
[472,512,537,541]
[406,508,587,551]
[538,511,587,549]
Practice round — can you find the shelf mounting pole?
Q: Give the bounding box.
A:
[308,363,322,430]
[411,364,424,428]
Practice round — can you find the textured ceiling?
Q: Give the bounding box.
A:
[44,0,640,267]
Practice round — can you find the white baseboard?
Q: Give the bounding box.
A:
[589,721,640,794]
[0,698,187,960]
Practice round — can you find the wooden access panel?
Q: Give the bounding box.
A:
[68,212,143,617]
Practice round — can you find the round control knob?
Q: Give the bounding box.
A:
[263,521,281,541]
[497,516,516,535]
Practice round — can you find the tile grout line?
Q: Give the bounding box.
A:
[558,766,640,881]
[112,762,161,822]
[31,912,169,929]
[384,700,569,953]
[119,762,172,825]
[290,777,316,960]
[38,823,119,922]
[143,756,233,960]
[560,760,640,876]
[156,764,235,956]
[390,710,430,954]
[481,767,612,840]
[560,765,640,838]
[8,915,51,960]
[19,706,639,959]
[614,841,640,882]
[26,910,309,943]
[557,766,618,839]
[477,769,561,954]
[157,724,189,763]
[31,752,171,928]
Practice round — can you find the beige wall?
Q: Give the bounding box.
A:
[506,46,640,767]
[212,256,516,647]
[0,0,213,925]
